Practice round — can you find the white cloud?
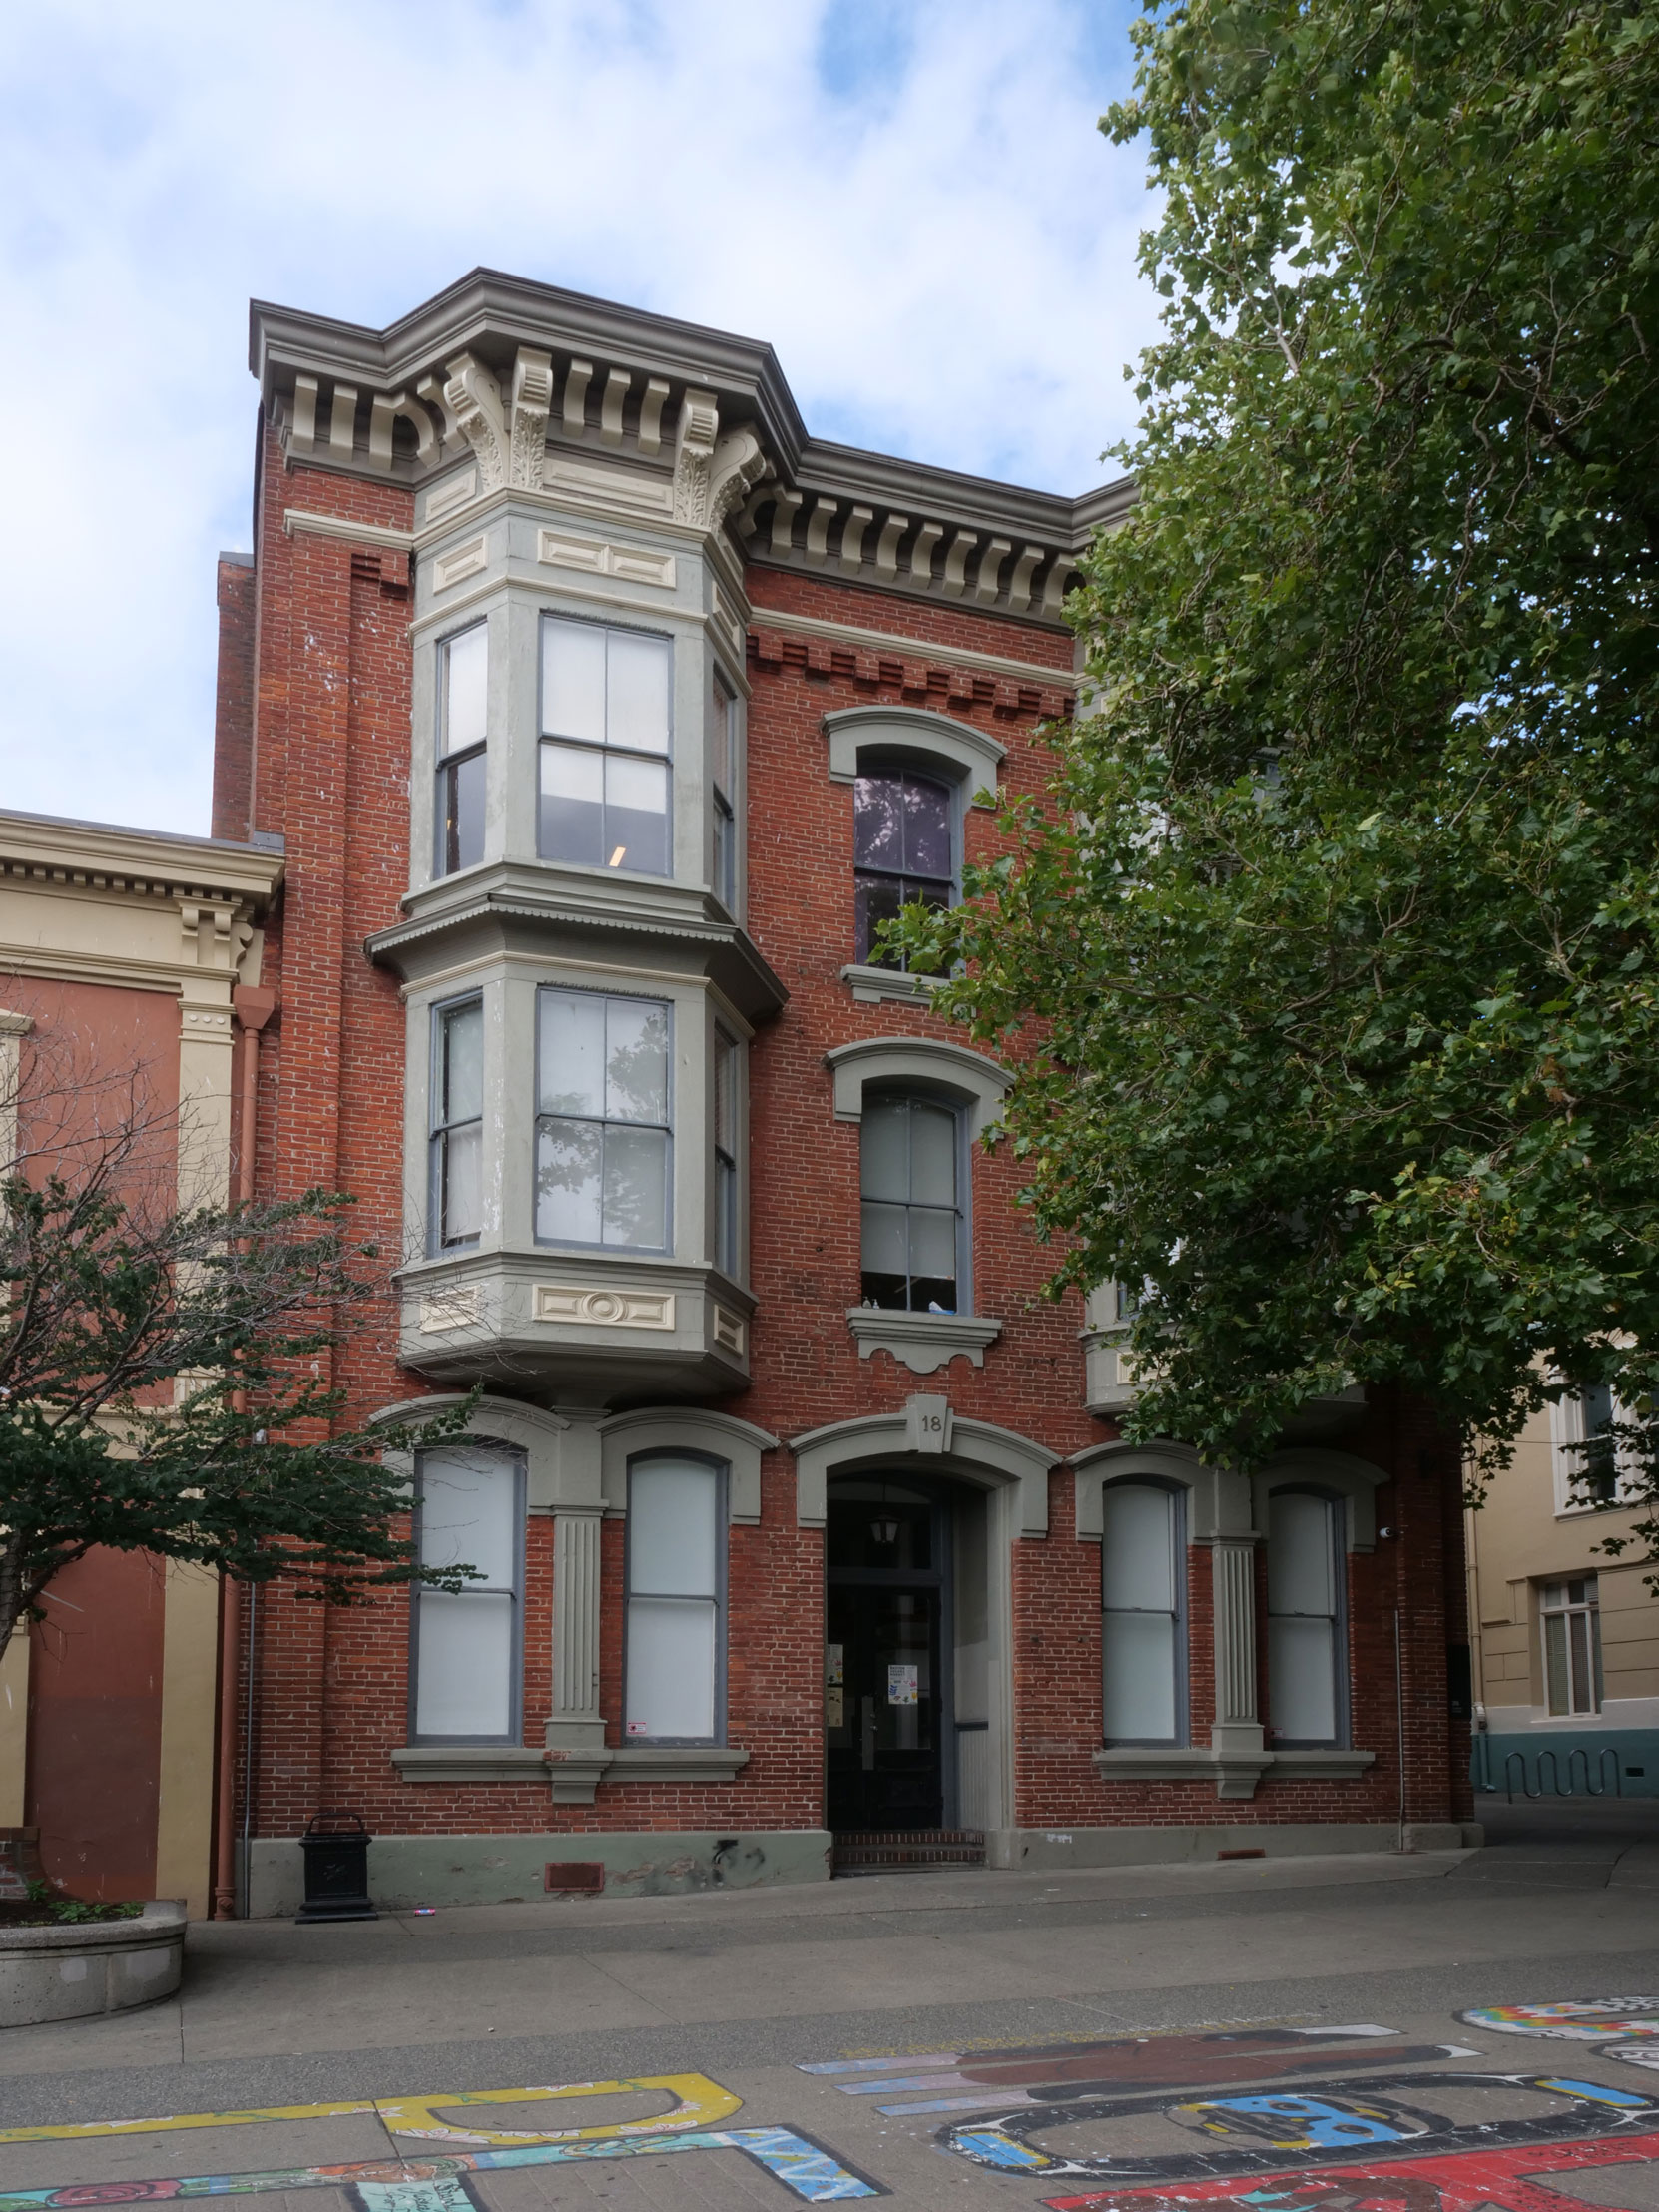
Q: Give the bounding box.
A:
[0,0,1157,835]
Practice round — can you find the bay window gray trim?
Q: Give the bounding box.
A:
[428,991,483,1256]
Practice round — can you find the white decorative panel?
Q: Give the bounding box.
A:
[432,535,489,591]
[537,529,676,589]
[419,1286,482,1333]
[423,471,478,525]
[534,1284,676,1331]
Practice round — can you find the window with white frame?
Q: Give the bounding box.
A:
[1574,1383,1620,1506]
[435,623,487,876]
[625,1454,726,1742]
[410,1446,524,1742]
[853,768,954,965]
[429,996,483,1252]
[1542,1575,1602,1715]
[859,1091,966,1313]
[1266,1488,1346,1745]
[711,670,737,910]
[539,616,671,876]
[536,988,672,1250]
[1101,1481,1186,1744]
[714,1027,739,1278]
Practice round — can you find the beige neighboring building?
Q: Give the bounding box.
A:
[0,805,281,1912]
[1467,1385,1659,1798]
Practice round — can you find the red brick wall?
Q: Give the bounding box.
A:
[212,556,257,842]
[228,434,1465,1849]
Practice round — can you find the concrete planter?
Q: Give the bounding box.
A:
[0,1900,186,2028]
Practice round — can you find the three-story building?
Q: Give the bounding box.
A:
[213,270,1476,1912]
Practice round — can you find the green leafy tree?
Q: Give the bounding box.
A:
[895,3,1659,1525]
[0,1070,475,1666]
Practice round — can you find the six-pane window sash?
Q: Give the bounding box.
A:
[853,768,954,965]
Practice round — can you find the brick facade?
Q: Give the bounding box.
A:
[220,273,1469,1908]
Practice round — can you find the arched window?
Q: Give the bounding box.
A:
[853,769,954,964]
[410,1445,525,1743]
[624,1453,727,1744]
[1266,1488,1346,1746]
[859,1091,966,1314]
[1101,1481,1186,1744]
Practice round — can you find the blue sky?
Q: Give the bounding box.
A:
[0,0,1157,836]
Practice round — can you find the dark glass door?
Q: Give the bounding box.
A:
[826,1487,947,1832]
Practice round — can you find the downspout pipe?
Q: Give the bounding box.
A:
[212,984,276,1922]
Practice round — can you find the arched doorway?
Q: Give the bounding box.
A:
[826,1473,989,1833]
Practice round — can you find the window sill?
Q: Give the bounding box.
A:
[1092,1746,1376,1800]
[392,1745,548,1784]
[839,963,938,1007]
[391,1744,753,1790]
[845,1308,1003,1376]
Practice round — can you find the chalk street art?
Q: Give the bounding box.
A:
[937,2072,1656,2183]
[799,2029,1479,2119]
[1460,2003,1659,2071]
[0,2126,885,2208]
[0,2074,884,2207]
[1036,2125,1659,2212]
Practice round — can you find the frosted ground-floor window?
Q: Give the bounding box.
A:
[410,1447,524,1742]
[625,1454,726,1743]
[1542,1575,1602,1715]
[1267,1488,1345,1746]
[1101,1481,1186,1744]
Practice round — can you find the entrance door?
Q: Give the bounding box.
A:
[826,1482,947,1831]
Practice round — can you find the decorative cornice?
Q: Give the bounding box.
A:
[250,269,1134,625]
[754,606,1075,690]
[0,810,284,910]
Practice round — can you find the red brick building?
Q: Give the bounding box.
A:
[212,270,1474,1912]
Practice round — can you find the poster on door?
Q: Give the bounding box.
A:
[887,1663,918,1706]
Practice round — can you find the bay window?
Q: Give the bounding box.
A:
[429,995,483,1251]
[411,1446,524,1742]
[860,1092,964,1313]
[625,1454,726,1742]
[535,988,671,1250]
[1101,1481,1185,1744]
[539,616,671,876]
[435,623,488,876]
[1266,1489,1345,1746]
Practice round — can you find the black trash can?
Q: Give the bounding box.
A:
[295,1813,378,1924]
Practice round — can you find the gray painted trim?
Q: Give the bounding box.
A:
[608,1746,750,1782]
[370,1392,574,1510]
[825,1034,1011,1137]
[790,1406,1055,1536]
[1092,1747,1377,1788]
[1253,1446,1387,1553]
[392,1745,547,1783]
[823,705,1005,792]
[1071,1443,1256,1547]
[598,1406,779,1524]
[845,1309,1002,1375]
[840,963,937,1007]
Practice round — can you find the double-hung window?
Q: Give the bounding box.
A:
[435,624,487,876]
[410,1447,524,1742]
[625,1454,726,1742]
[1542,1575,1602,1715]
[1266,1490,1345,1746]
[1577,1383,1619,1504]
[853,769,954,964]
[429,996,483,1251]
[711,671,737,910]
[714,1028,739,1278]
[859,1092,964,1313]
[1101,1482,1185,1744]
[535,988,671,1250]
[540,617,671,876]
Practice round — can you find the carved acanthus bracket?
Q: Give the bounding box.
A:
[672,386,772,532]
[442,347,552,493]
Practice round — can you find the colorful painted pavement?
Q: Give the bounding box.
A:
[6,2001,1659,2206]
